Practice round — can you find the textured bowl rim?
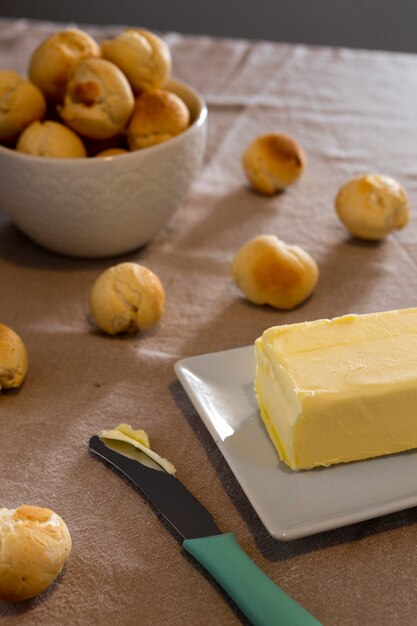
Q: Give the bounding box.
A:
[0,78,208,165]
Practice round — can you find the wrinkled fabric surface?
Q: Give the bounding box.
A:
[1,17,417,626]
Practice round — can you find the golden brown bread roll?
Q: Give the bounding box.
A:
[94,148,128,157]
[89,262,165,335]
[127,89,190,150]
[242,133,306,194]
[231,235,318,309]
[82,134,126,157]
[0,324,28,391]
[28,29,101,103]
[59,58,135,139]
[335,173,410,240]
[101,29,171,93]
[0,505,71,602]
[16,120,87,158]
[0,70,46,144]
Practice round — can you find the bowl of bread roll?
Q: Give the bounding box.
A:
[0,28,207,258]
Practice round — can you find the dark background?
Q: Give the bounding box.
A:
[1,0,416,53]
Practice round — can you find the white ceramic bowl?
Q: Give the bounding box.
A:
[0,79,207,258]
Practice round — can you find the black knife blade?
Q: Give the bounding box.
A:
[89,435,219,540]
[89,434,322,626]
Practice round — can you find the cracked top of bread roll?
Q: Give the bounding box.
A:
[0,323,28,391]
[29,29,101,104]
[89,262,165,335]
[59,58,135,139]
[127,89,190,150]
[0,505,72,602]
[0,70,46,144]
[231,234,319,310]
[16,120,87,158]
[101,29,171,93]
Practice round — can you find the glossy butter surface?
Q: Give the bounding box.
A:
[255,308,417,470]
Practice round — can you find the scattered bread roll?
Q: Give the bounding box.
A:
[90,262,165,335]
[59,58,135,139]
[242,133,306,195]
[231,235,319,309]
[335,174,410,240]
[16,120,87,158]
[101,29,171,93]
[28,29,101,103]
[0,324,28,391]
[0,70,46,144]
[127,89,190,150]
[95,148,128,157]
[0,505,71,602]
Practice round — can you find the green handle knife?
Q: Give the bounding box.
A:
[89,436,322,626]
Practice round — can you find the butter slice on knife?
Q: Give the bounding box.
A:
[99,423,176,474]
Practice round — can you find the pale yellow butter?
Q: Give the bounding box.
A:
[255,307,417,470]
[99,423,176,474]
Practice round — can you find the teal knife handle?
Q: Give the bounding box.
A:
[183,533,321,626]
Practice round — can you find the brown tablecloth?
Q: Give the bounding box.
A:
[2,17,417,626]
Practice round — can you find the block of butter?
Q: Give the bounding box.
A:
[255,307,417,470]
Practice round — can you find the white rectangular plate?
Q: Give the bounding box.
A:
[175,345,417,540]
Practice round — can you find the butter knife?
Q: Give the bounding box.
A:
[89,435,321,626]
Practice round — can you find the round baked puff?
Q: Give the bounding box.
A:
[335,174,410,240]
[0,505,71,602]
[231,234,318,310]
[0,71,46,144]
[127,89,190,150]
[101,29,171,93]
[242,133,306,195]
[16,121,87,158]
[0,324,28,391]
[28,29,100,104]
[89,262,165,335]
[59,58,134,139]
